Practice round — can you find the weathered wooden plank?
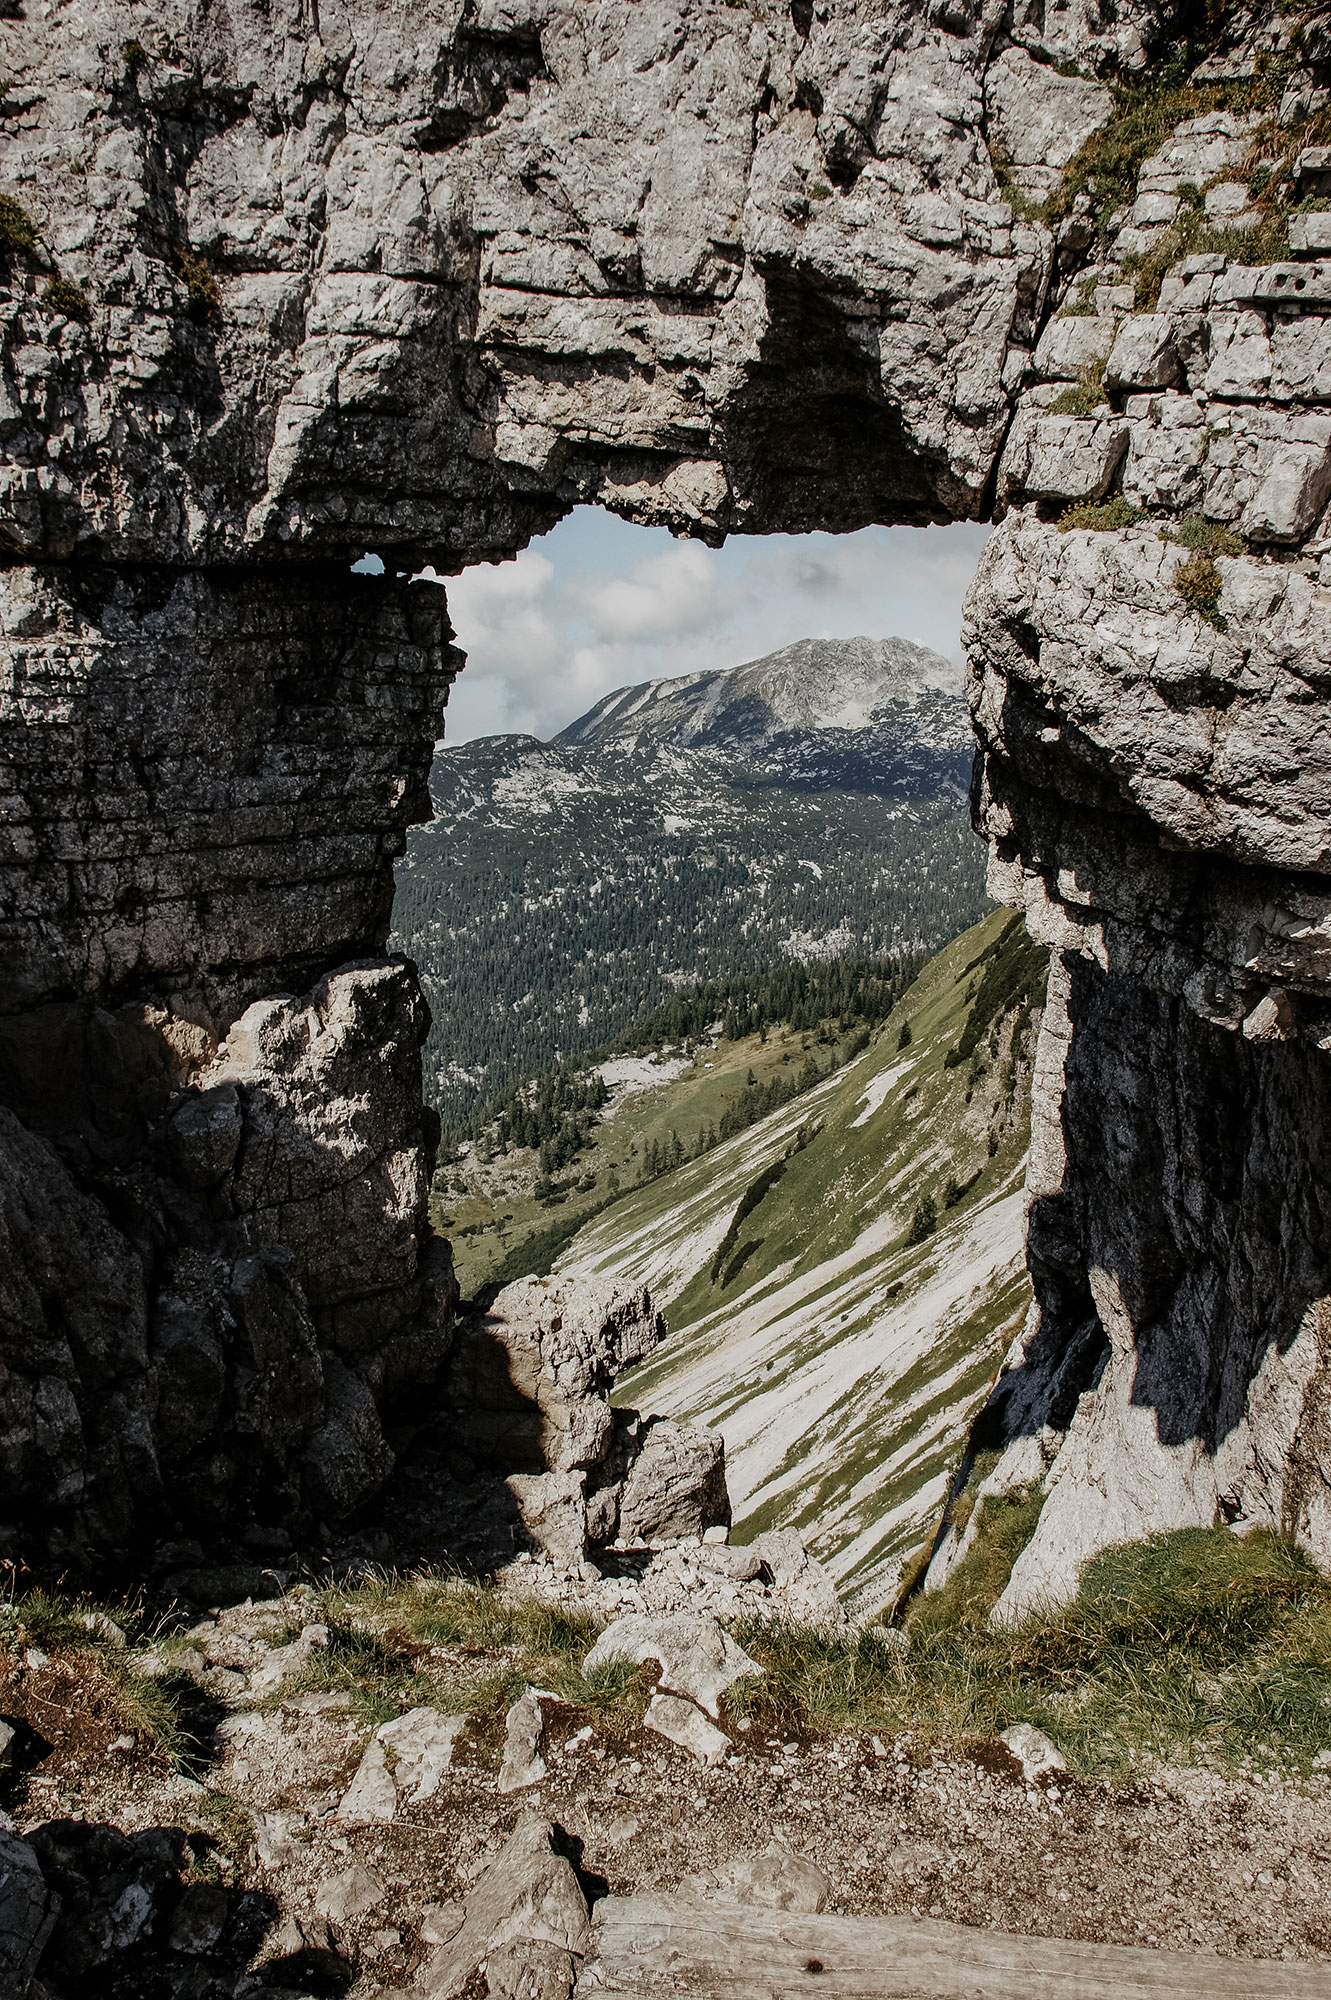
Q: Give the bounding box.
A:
[577,1894,1329,2000]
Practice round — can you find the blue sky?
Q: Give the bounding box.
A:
[434,509,990,743]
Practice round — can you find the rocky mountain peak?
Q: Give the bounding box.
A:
[554,635,960,754]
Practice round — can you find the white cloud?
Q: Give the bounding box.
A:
[569,541,725,643]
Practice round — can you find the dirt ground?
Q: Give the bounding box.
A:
[6,1631,1331,1994]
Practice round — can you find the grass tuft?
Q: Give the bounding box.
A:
[1047,361,1108,417]
[0,193,38,259]
[1159,514,1244,556]
[908,1485,1046,1637]
[738,1524,1331,1778]
[172,248,221,324]
[1123,214,1291,311]
[1059,495,1147,532]
[1173,549,1228,628]
[5,1528,1331,1789]
[0,1579,215,1771]
[42,276,91,324]
[290,1575,650,1739]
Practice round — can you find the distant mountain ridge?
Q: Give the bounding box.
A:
[556,635,961,754]
[393,634,988,1124]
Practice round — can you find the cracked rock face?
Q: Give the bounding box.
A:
[0,0,1048,563]
[3,0,1331,1601]
[958,231,1331,1609]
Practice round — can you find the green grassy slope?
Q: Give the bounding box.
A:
[556,911,1048,1611]
[435,1005,888,1298]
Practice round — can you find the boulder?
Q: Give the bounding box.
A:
[447,1276,664,1476]
[644,1692,731,1766]
[985,47,1112,202]
[25,1822,188,1986]
[0,1829,58,1996]
[1000,413,1127,504]
[168,1882,229,1955]
[1290,211,1331,257]
[507,1471,592,1575]
[751,1529,846,1625]
[1000,1724,1068,1782]
[498,1689,548,1793]
[378,1707,465,1802]
[416,1815,590,2000]
[485,1935,578,2000]
[446,1279,729,1563]
[583,1612,762,1718]
[302,1355,395,1521]
[1105,315,1181,393]
[248,1622,328,1696]
[1241,442,1331,543]
[315,1862,387,1923]
[700,1544,764,1582]
[1032,315,1117,383]
[716,1841,831,1913]
[338,1738,398,1824]
[419,1900,466,1945]
[614,1419,730,1544]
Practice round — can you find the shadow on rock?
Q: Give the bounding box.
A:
[5,1818,303,1999]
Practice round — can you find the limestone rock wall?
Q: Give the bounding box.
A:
[0,0,1052,564]
[0,956,454,1570]
[0,556,457,1570]
[0,0,1088,1570]
[953,106,1331,1611]
[3,0,1331,1592]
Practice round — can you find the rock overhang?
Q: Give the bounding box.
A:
[0,0,1047,570]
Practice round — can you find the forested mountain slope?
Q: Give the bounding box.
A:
[433,955,919,1298]
[393,636,986,1125]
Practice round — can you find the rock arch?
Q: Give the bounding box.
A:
[1,0,1329,1594]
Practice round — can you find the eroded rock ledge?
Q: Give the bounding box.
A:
[1,0,1330,1595]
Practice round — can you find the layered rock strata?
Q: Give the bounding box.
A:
[1,0,1330,1596]
[950,182,1331,1612]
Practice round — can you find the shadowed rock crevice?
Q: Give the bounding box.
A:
[721,269,972,532]
[938,952,1331,1621]
[0,1818,285,2000]
[0,958,454,1580]
[377,1274,730,1577]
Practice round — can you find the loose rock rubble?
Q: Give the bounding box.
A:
[496,1527,848,1630]
[6,1657,1331,1998]
[339,1710,469,1825]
